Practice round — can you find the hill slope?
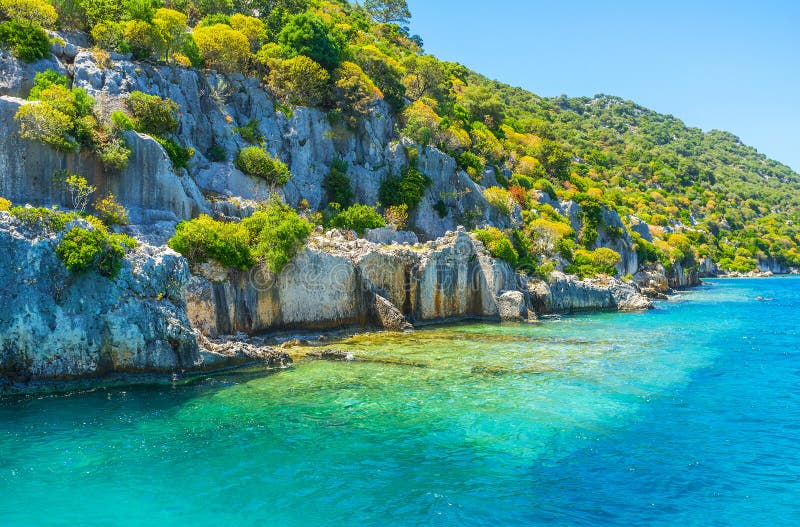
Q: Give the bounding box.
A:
[2,0,799,275]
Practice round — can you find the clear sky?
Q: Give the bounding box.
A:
[405,0,799,171]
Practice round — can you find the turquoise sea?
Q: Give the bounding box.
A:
[2,277,799,526]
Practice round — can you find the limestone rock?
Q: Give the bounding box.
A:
[364,227,418,245]
[497,291,528,321]
[0,213,200,386]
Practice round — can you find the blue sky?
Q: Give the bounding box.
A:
[406,0,799,171]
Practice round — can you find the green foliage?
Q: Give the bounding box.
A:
[334,61,380,125]
[718,255,757,273]
[233,119,263,144]
[90,22,128,51]
[15,102,76,151]
[473,227,518,267]
[126,91,179,136]
[329,203,385,235]
[56,226,136,278]
[0,20,50,62]
[379,166,431,211]
[364,0,411,25]
[631,231,662,265]
[533,178,557,200]
[111,110,135,131]
[93,193,129,226]
[96,135,132,171]
[278,12,344,69]
[433,199,448,218]
[206,143,227,162]
[10,205,74,232]
[193,23,249,73]
[483,186,514,216]
[242,198,312,274]
[267,55,330,107]
[124,19,164,60]
[168,214,254,269]
[323,158,353,208]
[10,0,800,271]
[235,146,291,186]
[15,71,96,152]
[565,247,621,278]
[152,8,187,60]
[155,136,193,169]
[0,0,58,28]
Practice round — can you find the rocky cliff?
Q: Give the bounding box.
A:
[0,39,706,392]
[0,45,506,241]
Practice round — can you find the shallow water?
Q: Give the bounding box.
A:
[2,277,799,526]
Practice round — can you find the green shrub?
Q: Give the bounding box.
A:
[278,12,345,70]
[242,199,312,274]
[267,55,330,107]
[193,24,249,73]
[0,21,50,62]
[483,186,514,216]
[91,22,129,52]
[0,0,58,28]
[631,231,662,265]
[96,135,132,170]
[9,205,74,232]
[433,199,448,218]
[473,227,519,267]
[155,136,194,169]
[235,147,291,186]
[181,34,203,67]
[14,102,76,151]
[93,193,129,226]
[379,167,431,211]
[110,110,135,131]
[124,20,164,61]
[126,91,179,136]
[233,119,263,144]
[533,178,557,200]
[56,226,136,278]
[329,203,385,235]
[565,247,621,278]
[509,174,535,190]
[719,255,757,273]
[168,214,254,269]
[323,158,353,208]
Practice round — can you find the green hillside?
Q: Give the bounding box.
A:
[4,0,799,274]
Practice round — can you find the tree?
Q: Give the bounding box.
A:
[153,8,188,61]
[278,12,344,69]
[62,174,96,213]
[363,0,410,26]
[229,13,264,51]
[0,0,58,28]
[354,44,405,111]
[460,84,505,128]
[192,24,250,73]
[334,61,381,126]
[266,55,330,107]
[124,20,165,60]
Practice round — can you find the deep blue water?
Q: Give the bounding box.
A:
[1,277,799,526]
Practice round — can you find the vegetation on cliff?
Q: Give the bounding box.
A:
[4,0,800,277]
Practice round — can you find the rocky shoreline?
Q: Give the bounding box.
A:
[0,211,698,394]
